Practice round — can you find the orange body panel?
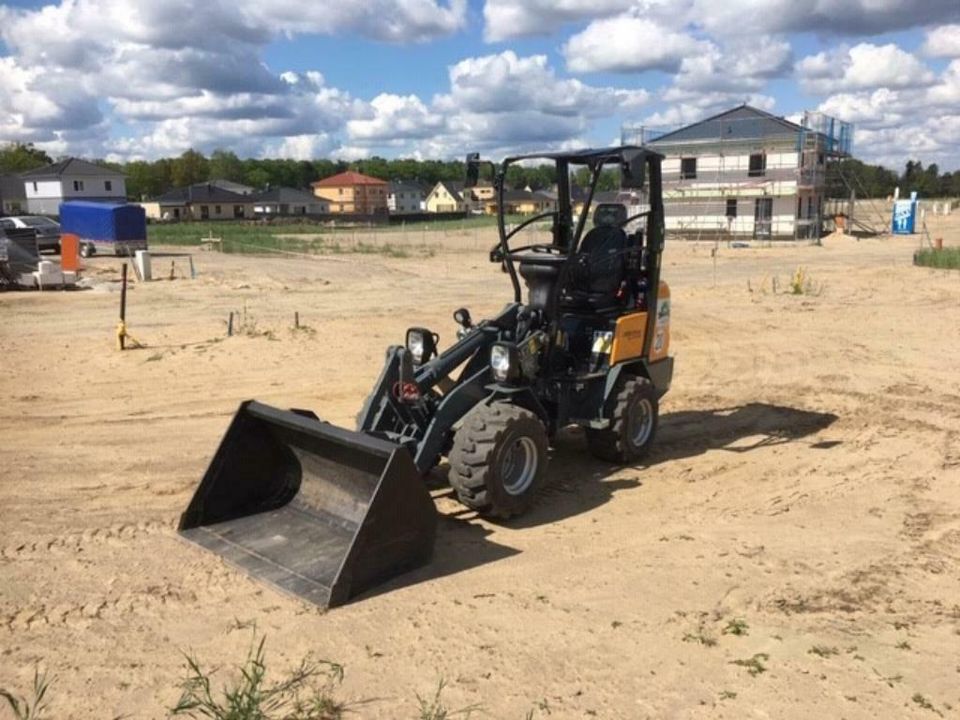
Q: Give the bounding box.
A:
[610,312,648,365]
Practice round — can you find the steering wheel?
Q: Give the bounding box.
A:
[510,244,567,266]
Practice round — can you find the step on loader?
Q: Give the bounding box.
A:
[179,146,674,608]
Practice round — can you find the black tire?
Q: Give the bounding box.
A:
[587,376,658,463]
[448,401,548,518]
[80,243,94,258]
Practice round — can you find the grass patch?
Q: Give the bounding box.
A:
[915,247,960,270]
[809,645,840,658]
[415,679,480,719]
[1,667,53,720]
[171,633,348,719]
[722,619,749,637]
[730,653,769,676]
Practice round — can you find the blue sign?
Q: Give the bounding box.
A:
[892,194,918,234]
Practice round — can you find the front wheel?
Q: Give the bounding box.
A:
[448,401,548,518]
[587,376,658,463]
[79,243,95,258]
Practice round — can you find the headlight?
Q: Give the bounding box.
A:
[490,343,518,382]
[406,327,437,365]
[407,329,425,363]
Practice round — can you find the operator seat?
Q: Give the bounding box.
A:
[562,203,629,312]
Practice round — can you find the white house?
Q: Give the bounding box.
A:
[388,180,426,214]
[21,158,127,215]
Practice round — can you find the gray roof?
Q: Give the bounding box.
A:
[155,183,250,205]
[649,105,804,146]
[389,180,427,194]
[20,157,125,179]
[251,187,325,204]
[209,178,254,195]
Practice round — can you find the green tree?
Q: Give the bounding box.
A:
[171,149,209,187]
[0,142,52,173]
[208,149,244,183]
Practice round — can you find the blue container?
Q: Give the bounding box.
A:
[59,201,148,254]
[892,194,918,235]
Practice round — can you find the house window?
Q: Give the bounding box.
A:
[73,180,85,191]
[748,153,766,177]
[215,205,221,215]
[680,157,697,179]
[105,180,113,192]
[726,198,737,218]
[234,205,244,218]
[32,182,38,192]
[338,188,343,195]
[818,153,825,166]
[200,205,210,220]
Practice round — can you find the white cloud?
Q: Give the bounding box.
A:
[691,0,960,36]
[563,16,710,73]
[797,43,936,94]
[923,24,960,58]
[670,37,792,94]
[347,94,445,141]
[483,0,960,41]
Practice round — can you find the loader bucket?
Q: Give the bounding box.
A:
[178,400,437,608]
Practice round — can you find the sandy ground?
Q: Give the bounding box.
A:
[2,221,960,719]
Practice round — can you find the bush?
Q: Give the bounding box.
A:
[915,247,960,270]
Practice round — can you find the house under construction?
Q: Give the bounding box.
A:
[629,105,853,241]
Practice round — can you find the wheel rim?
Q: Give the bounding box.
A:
[629,398,654,447]
[500,436,538,495]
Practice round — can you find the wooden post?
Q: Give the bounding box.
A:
[295,311,300,329]
[188,255,196,279]
[118,262,128,350]
[227,311,234,337]
[169,260,176,280]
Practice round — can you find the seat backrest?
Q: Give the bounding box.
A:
[575,205,628,297]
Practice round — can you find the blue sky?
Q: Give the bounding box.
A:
[1,0,959,169]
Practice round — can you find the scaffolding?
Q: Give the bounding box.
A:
[621,109,854,242]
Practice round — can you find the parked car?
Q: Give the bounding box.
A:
[0,216,61,254]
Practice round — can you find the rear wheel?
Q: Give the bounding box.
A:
[587,376,658,463]
[448,401,548,518]
[80,243,95,258]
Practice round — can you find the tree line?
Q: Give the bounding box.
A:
[2,142,958,200]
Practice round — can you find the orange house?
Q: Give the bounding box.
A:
[311,171,388,215]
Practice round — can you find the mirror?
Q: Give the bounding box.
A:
[465,153,480,188]
[620,149,646,189]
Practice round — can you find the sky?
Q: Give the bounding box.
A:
[1,0,959,170]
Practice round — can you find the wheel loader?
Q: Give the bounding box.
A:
[179,146,673,608]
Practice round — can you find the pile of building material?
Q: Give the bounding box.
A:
[27,260,77,290]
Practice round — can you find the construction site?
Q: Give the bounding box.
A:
[2,189,960,716]
[621,105,897,242]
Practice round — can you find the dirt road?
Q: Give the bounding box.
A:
[2,227,959,718]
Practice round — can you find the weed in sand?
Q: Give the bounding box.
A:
[682,630,718,647]
[809,645,840,658]
[730,653,769,676]
[171,634,347,720]
[915,247,960,270]
[719,690,737,700]
[895,640,912,650]
[1,667,53,720]
[415,680,480,720]
[912,693,939,714]
[722,619,749,637]
[788,266,825,296]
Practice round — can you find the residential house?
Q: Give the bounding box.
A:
[481,190,556,216]
[251,187,329,216]
[149,183,256,221]
[0,174,26,215]
[21,158,126,215]
[311,171,388,215]
[387,180,426,214]
[425,180,466,213]
[647,104,852,240]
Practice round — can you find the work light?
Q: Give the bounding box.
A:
[490,343,518,382]
[406,327,437,365]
